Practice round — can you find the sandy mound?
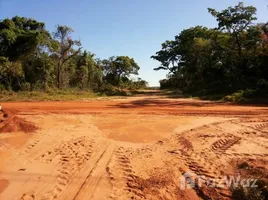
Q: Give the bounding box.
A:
[0,111,38,133]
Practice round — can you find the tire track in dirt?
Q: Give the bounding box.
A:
[112,147,144,200]
[73,143,115,200]
[254,122,268,130]
[236,129,268,149]
[214,120,268,149]
[182,151,220,180]
[25,139,40,153]
[178,118,268,199]
[17,137,96,200]
[48,139,114,200]
[41,137,96,200]
[20,193,35,200]
[2,106,267,200]
[102,146,148,200]
[211,136,241,154]
[16,136,42,162]
[181,150,232,199]
[173,127,233,199]
[231,118,268,134]
[161,117,268,199]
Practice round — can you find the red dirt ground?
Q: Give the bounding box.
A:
[0,111,38,133]
[0,92,267,200]
[2,95,267,116]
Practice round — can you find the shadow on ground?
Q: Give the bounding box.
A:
[109,90,268,109]
[110,97,219,109]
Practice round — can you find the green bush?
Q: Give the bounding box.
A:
[21,82,31,91]
[224,89,257,102]
[0,84,5,92]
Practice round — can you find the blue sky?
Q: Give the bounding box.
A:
[0,0,267,86]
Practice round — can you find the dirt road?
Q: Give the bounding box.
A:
[0,93,268,199]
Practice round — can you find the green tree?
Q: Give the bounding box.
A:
[102,56,140,85]
[208,2,258,86]
[52,25,82,88]
[152,2,268,95]
[71,51,103,89]
[0,15,144,92]
[0,57,24,90]
[23,53,54,90]
[113,56,140,84]
[0,16,50,61]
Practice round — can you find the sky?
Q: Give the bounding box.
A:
[0,0,267,86]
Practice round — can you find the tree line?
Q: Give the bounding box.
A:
[0,17,147,92]
[152,2,268,96]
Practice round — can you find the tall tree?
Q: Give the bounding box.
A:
[52,25,81,88]
[208,2,257,85]
[152,2,268,94]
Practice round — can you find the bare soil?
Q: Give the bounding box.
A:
[0,111,38,133]
[0,92,267,200]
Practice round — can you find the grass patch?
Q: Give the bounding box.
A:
[0,89,100,102]
[167,90,225,101]
[0,88,142,102]
[166,89,268,104]
[223,89,268,104]
[223,89,256,103]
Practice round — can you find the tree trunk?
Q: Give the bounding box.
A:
[57,61,61,89]
[117,73,122,86]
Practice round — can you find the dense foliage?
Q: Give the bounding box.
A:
[0,17,147,92]
[152,2,268,96]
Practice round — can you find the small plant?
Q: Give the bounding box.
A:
[231,179,268,200]
[232,185,264,200]
[238,162,250,169]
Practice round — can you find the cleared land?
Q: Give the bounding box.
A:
[0,91,267,200]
